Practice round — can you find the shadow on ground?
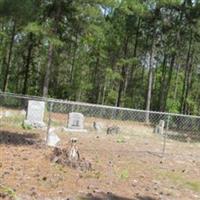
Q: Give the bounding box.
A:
[80,192,156,200]
[0,130,40,145]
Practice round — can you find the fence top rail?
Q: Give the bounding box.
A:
[1,92,200,119]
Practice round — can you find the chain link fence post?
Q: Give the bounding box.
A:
[46,101,53,144]
[162,114,170,156]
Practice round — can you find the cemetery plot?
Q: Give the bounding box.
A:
[0,109,200,200]
[0,101,200,199]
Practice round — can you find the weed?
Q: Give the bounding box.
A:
[22,122,32,130]
[0,184,20,200]
[119,169,129,180]
[116,136,126,143]
[82,170,101,179]
[159,171,200,192]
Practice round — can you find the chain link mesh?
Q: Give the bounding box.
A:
[0,92,200,157]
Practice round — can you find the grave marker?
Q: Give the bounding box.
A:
[154,120,165,135]
[64,112,87,132]
[24,100,46,128]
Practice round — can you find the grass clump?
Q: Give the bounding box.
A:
[119,169,129,180]
[0,184,19,200]
[116,136,126,143]
[22,122,32,130]
[160,171,200,192]
[185,181,200,192]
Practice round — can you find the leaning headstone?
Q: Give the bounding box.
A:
[47,128,60,147]
[24,100,46,128]
[93,121,102,132]
[64,112,87,132]
[154,120,165,135]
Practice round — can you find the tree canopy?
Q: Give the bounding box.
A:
[1,0,200,115]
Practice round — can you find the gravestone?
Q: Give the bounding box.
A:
[154,120,165,135]
[47,128,60,147]
[24,100,46,128]
[64,112,87,132]
[93,121,102,132]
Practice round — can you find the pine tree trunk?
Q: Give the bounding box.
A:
[163,54,175,110]
[183,52,194,114]
[145,37,155,123]
[43,43,53,97]
[116,36,129,107]
[70,34,78,85]
[159,55,167,111]
[173,64,180,100]
[42,2,61,97]
[181,29,193,114]
[2,20,16,92]
[129,17,141,90]
[116,65,126,107]
[89,52,100,103]
[93,55,100,103]
[22,33,34,94]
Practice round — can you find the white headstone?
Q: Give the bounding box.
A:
[24,100,46,128]
[93,121,102,131]
[68,112,84,129]
[154,120,165,135]
[47,128,60,147]
[64,112,87,132]
[159,120,165,129]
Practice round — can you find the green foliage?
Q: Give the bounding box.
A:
[0,31,7,38]
[160,171,200,192]
[119,169,129,180]
[24,22,46,36]
[0,0,200,115]
[22,122,32,130]
[107,90,118,105]
[166,99,180,113]
[116,136,126,143]
[0,184,19,200]
[119,0,148,16]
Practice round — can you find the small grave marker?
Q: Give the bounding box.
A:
[47,128,60,147]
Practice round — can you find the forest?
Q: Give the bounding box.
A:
[0,0,200,115]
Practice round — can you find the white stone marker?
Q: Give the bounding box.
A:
[24,100,46,128]
[154,120,165,135]
[47,128,60,147]
[64,112,87,132]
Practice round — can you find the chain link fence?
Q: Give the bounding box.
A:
[0,92,200,157]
